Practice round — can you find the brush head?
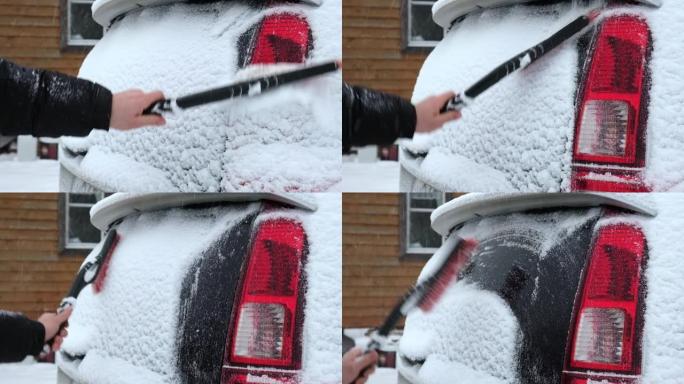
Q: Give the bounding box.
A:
[417,238,478,312]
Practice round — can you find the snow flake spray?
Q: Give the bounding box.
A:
[358,236,478,375]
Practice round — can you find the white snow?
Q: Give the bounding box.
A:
[0,361,57,384]
[58,194,340,383]
[61,0,341,192]
[340,161,400,192]
[400,281,521,383]
[402,1,684,192]
[0,155,59,192]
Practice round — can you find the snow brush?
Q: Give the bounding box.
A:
[47,228,120,348]
[440,9,602,113]
[143,60,340,115]
[364,236,478,354]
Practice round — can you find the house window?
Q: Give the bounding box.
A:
[64,0,103,47]
[63,193,104,250]
[405,0,444,49]
[404,192,446,255]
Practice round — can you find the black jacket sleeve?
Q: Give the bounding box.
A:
[0,58,112,138]
[0,311,45,363]
[342,83,417,154]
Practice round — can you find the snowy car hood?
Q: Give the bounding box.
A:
[401,0,684,192]
[400,193,684,383]
[431,192,656,236]
[89,192,317,230]
[58,194,341,383]
[61,0,341,193]
[92,0,324,27]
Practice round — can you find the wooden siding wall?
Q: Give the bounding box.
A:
[0,194,83,320]
[343,0,430,100]
[0,0,88,75]
[343,193,426,328]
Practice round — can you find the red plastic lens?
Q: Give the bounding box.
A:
[564,224,646,376]
[572,16,651,191]
[225,219,306,372]
[249,14,312,65]
[562,374,637,384]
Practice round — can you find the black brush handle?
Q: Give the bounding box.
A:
[441,11,596,112]
[176,61,340,110]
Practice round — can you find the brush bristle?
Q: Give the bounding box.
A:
[418,239,478,312]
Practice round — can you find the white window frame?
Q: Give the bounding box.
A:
[406,0,445,48]
[63,193,105,250]
[66,0,103,47]
[404,192,446,255]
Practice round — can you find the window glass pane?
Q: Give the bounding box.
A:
[68,193,97,204]
[411,3,442,43]
[410,192,441,209]
[409,212,441,249]
[68,207,100,245]
[70,3,102,41]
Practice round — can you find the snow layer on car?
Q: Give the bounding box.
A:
[63,0,341,192]
[400,280,521,383]
[59,204,261,383]
[58,194,341,383]
[638,194,684,383]
[404,1,684,192]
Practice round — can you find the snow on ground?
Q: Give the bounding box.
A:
[339,161,400,192]
[0,361,57,384]
[0,155,59,192]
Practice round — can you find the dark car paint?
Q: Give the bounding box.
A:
[457,209,600,382]
[176,209,259,383]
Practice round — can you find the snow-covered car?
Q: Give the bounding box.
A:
[400,0,684,193]
[56,193,341,383]
[59,0,341,193]
[396,193,684,383]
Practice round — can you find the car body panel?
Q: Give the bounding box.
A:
[397,193,684,383]
[400,0,684,192]
[430,192,656,236]
[60,0,341,193]
[56,193,341,383]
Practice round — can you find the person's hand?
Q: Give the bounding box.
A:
[37,306,72,351]
[414,91,462,134]
[110,89,166,130]
[342,347,379,384]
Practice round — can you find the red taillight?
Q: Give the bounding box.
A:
[248,14,312,66]
[572,16,651,192]
[563,223,647,382]
[223,219,307,383]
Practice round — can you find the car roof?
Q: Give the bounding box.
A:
[431,193,657,236]
[432,0,663,28]
[90,193,317,230]
[92,0,323,27]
